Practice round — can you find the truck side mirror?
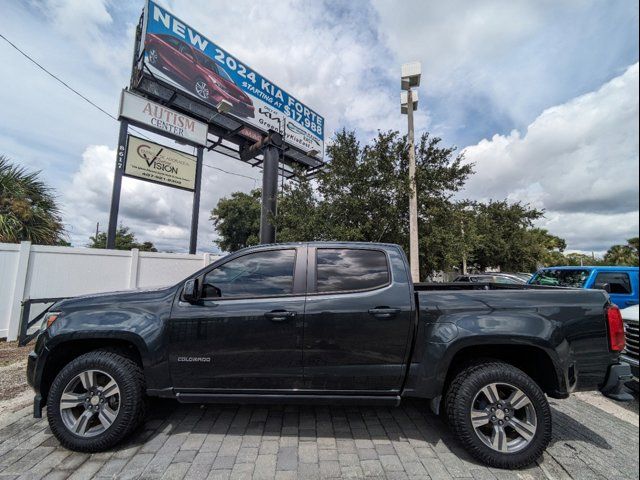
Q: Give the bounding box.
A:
[182,279,200,303]
[595,282,612,294]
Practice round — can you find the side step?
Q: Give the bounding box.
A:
[175,393,401,406]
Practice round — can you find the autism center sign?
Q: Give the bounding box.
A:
[119,90,208,146]
[140,0,324,155]
[124,135,197,191]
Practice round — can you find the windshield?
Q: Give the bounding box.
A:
[196,53,233,83]
[529,269,590,288]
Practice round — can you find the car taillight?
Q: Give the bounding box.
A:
[606,305,625,352]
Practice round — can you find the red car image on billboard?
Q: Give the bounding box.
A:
[145,33,255,118]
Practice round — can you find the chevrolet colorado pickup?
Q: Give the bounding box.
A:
[27,242,633,469]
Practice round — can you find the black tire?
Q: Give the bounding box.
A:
[46,351,146,452]
[445,361,551,469]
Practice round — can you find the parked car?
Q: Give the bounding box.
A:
[528,266,639,309]
[145,33,255,118]
[514,272,534,282]
[620,304,639,382]
[27,242,632,469]
[453,273,526,284]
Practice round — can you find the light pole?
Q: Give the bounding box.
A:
[401,62,421,282]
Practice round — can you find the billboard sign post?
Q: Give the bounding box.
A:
[106,120,130,250]
[110,1,326,250]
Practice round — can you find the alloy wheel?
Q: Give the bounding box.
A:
[147,48,159,65]
[194,80,210,99]
[59,369,121,437]
[470,382,537,453]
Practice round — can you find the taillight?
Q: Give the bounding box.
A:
[606,306,625,352]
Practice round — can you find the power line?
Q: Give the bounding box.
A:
[0,31,260,183]
[0,32,118,121]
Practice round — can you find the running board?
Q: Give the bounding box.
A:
[175,393,401,406]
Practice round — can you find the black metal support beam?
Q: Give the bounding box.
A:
[189,146,204,254]
[259,145,280,244]
[107,120,129,249]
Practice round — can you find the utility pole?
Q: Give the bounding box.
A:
[461,222,468,275]
[401,62,421,282]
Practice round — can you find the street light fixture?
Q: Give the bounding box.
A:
[401,61,421,283]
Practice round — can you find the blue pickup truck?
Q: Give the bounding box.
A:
[529,266,639,309]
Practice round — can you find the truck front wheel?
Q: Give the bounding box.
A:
[46,351,145,452]
[445,362,551,469]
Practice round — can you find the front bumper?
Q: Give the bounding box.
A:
[26,337,49,418]
[600,363,634,401]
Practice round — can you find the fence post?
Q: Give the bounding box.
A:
[7,241,31,341]
[203,252,211,267]
[129,248,139,288]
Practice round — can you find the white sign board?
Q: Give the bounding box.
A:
[124,135,197,191]
[119,90,208,146]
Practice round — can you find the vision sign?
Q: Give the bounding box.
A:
[124,135,197,191]
[119,90,208,146]
[139,0,324,156]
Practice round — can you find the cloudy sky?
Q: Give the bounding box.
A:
[0,0,638,254]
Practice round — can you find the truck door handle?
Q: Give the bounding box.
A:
[368,307,400,318]
[265,310,297,322]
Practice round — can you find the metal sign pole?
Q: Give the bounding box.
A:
[259,145,279,244]
[407,88,420,283]
[189,146,204,254]
[107,119,129,249]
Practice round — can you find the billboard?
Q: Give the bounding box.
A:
[138,0,324,156]
[124,135,197,191]
[119,90,208,146]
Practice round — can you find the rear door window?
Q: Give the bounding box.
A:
[315,249,389,293]
[594,272,633,294]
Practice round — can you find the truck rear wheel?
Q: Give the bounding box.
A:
[46,351,145,452]
[445,361,551,469]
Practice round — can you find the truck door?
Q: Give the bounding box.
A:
[594,271,639,308]
[168,246,306,390]
[302,246,414,392]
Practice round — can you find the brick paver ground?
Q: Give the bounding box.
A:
[0,396,637,479]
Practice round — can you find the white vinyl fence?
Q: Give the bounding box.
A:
[0,242,221,340]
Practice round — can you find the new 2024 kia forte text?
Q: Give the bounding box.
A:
[27,242,633,469]
[145,33,255,118]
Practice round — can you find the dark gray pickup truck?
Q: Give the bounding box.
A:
[27,242,632,468]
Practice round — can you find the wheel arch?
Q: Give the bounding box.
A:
[40,334,146,408]
[442,342,566,400]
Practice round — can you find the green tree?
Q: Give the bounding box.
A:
[88,225,157,251]
[469,201,550,272]
[561,252,603,266]
[603,237,639,266]
[210,190,261,251]
[209,130,568,275]
[0,155,66,245]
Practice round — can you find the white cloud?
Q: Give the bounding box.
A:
[372,0,639,134]
[461,63,639,251]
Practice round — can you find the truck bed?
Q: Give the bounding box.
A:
[405,284,614,399]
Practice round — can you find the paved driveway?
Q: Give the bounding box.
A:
[0,394,637,479]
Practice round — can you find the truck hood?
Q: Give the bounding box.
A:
[51,285,176,311]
